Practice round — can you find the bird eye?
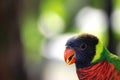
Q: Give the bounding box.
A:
[80,43,87,51]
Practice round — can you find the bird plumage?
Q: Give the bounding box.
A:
[76,61,120,80]
[64,33,120,80]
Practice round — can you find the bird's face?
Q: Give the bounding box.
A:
[64,34,99,68]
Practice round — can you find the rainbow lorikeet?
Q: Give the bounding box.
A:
[64,33,120,80]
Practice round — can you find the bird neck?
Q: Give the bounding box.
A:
[75,46,107,68]
[91,46,107,64]
[75,60,91,68]
[91,41,104,63]
[76,61,115,80]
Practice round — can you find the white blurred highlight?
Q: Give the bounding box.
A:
[42,34,74,61]
[41,34,78,80]
[38,12,65,38]
[75,7,108,38]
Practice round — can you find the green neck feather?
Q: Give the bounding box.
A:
[91,40,105,63]
[91,40,120,70]
[104,47,120,70]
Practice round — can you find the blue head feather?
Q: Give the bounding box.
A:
[65,34,98,68]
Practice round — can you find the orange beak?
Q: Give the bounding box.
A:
[64,47,76,65]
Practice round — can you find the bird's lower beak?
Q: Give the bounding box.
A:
[64,48,76,65]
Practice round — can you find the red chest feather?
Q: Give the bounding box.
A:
[76,61,120,80]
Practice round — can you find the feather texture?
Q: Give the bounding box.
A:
[76,61,120,80]
[64,33,120,80]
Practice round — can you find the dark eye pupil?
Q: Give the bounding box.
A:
[81,44,85,49]
[80,43,87,50]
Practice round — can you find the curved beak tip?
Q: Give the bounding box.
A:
[64,48,76,65]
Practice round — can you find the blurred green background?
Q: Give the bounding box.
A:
[21,0,120,80]
[1,0,120,80]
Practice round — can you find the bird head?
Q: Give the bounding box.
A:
[64,33,104,68]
